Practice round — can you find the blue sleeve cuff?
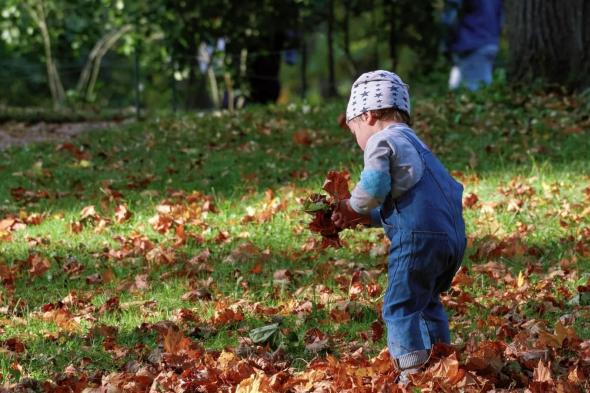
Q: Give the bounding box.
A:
[358,170,391,200]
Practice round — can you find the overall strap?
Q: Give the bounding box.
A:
[381,126,428,214]
[395,127,430,156]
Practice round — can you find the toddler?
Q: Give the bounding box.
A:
[332,70,466,384]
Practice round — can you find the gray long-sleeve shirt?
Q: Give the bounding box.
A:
[350,124,425,217]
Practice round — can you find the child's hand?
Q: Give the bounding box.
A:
[331,199,370,228]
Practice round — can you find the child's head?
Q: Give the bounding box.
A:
[345,70,411,126]
[345,71,412,150]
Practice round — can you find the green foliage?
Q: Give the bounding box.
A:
[0,0,446,110]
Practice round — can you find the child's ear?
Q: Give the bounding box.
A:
[366,111,378,126]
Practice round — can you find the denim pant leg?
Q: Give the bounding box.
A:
[454,44,499,91]
[382,231,452,361]
[422,295,451,345]
[421,238,465,346]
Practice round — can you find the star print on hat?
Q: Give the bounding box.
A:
[345,70,410,122]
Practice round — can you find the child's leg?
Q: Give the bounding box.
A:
[422,247,465,345]
[422,295,450,345]
[382,231,453,372]
[456,44,498,91]
[393,296,451,385]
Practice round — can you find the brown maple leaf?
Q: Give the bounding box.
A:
[28,253,51,278]
[293,129,313,146]
[303,171,354,249]
[80,205,98,221]
[322,170,351,201]
[114,204,132,224]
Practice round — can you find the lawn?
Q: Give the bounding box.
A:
[0,85,589,392]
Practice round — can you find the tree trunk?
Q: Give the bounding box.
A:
[77,24,133,100]
[185,33,199,109]
[327,0,337,97]
[224,72,233,111]
[27,0,65,108]
[134,37,141,118]
[198,44,220,108]
[300,32,307,99]
[506,0,590,90]
[169,45,178,112]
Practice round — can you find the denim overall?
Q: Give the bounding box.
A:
[380,127,466,368]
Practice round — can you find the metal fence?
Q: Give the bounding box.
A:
[0,45,318,115]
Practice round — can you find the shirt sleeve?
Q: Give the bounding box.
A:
[349,134,393,214]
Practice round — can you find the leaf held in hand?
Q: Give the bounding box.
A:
[302,193,329,214]
[322,170,351,201]
[301,171,352,248]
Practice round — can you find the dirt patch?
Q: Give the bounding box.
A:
[0,120,131,150]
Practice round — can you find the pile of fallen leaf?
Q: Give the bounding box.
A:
[3,309,589,392]
[303,170,351,248]
[2,171,589,392]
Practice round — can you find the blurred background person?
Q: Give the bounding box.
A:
[442,0,503,91]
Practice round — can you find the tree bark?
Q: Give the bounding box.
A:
[77,24,133,100]
[506,0,590,90]
[27,0,65,108]
[198,44,220,108]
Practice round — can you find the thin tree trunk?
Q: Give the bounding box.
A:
[134,37,141,118]
[207,67,219,108]
[27,0,65,108]
[199,44,220,108]
[506,0,590,90]
[170,46,177,112]
[224,72,233,111]
[300,31,307,99]
[77,24,133,100]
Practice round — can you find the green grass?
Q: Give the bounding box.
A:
[0,84,589,387]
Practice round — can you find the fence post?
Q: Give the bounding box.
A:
[300,29,307,100]
[327,0,337,98]
[170,46,177,113]
[134,20,141,119]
